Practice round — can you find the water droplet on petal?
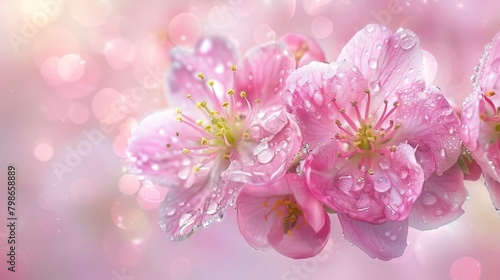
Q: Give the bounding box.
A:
[365,25,375,32]
[374,177,391,192]
[205,201,218,215]
[400,35,417,50]
[336,174,353,192]
[369,81,381,92]
[178,212,196,235]
[422,192,438,206]
[369,59,378,69]
[164,206,176,216]
[399,168,409,179]
[257,149,275,164]
[434,208,444,216]
[379,158,390,169]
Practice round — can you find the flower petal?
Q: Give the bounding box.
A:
[224,113,302,185]
[236,191,276,251]
[236,41,295,108]
[306,140,423,223]
[127,109,202,186]
[484,174,500,210]
[337,24,423,99]
[167,36,238,105]
[267,211,331,259]
[287,174,327,233]
[477,31,500,93]
[409,164,468,230]
[396,84,461,177]
[280,33,326,67]
[338,213,409,261]
[283,61,367,145]
[158,159,242,241]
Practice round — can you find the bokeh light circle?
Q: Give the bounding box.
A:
[449,256,482,280]
[68,102,90,124]
[253,24,276,45]
[311,16,333,39]
[69,0,112,27]
[57,54,85,82]
[110,195,148,230]
[119,174,141,196]
[168,13,201,47]
[33,138,54,162]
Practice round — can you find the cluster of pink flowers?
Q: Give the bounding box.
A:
[126,24,500,260]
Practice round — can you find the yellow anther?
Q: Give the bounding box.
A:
[394,122,402,129]
[223,154,230,160]
[175,116,183,122]
[287,230,293,235]
[207,80,215,87]
[368,169,375,175]
[255,99,261,103]
[390,145,397,152]
[196,119,203,125]
[176,107,182,114]
[487,91,496,97]
[231,65,237,72]
[196,102,202,108]
[197,73,205,80]
[240,91,247,98]
[227,89,235,95]
[222,101,229,107]
[263,200,269,207]
[187,94,192,98]
[193,165,200,172]
[204,125,212,131]
[200,137,208,145]
[364,88,371,94]
[335,120,342,126]
[243,132,250,139]
[182,148,190,154]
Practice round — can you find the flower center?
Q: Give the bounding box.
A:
[263,196,304,235]
[332,90,401,174]
[167,65,255,172]
[480,91,500,136]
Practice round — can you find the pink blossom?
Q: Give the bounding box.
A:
[236,174,331,259]
[283,24,464,259]
[127,36,304,241]
[461,32,500,210]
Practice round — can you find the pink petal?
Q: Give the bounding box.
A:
[477,31,500,93]
[287,174,327,233]
[484,174,500,210]
[158,160,242,241]
[396,84,461,177]
[338,213,408,261]
[235,41,295,109]
[280,33,326,67]
[282,61,367,145]
[236,191,276,251]
[127,109,202,186]
[224,113,302,185]
[337,24,423,99]
[306,140,424,223]
[462,32,500,182]
[267,210,331,259]
[167,36,238,104]
[409,165,468,230]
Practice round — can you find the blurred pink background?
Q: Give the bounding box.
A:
[1,0,499,279]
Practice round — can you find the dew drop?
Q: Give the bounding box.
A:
[422,192,438,206]
[257,149,275,164]
[205,201,218,215]
[379,158,390,170]
[400,35,417,50]
[178,213,195,227]
[336,174,354,192]
[434,208,444,216]
[399,168,408,179]
[374,177,391,192]
[369,59,378,69]
[151,163,159,171]
[439,148,446,158]
[164,206,176,216]
[369,81,381,92]
[365,24,375,32]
